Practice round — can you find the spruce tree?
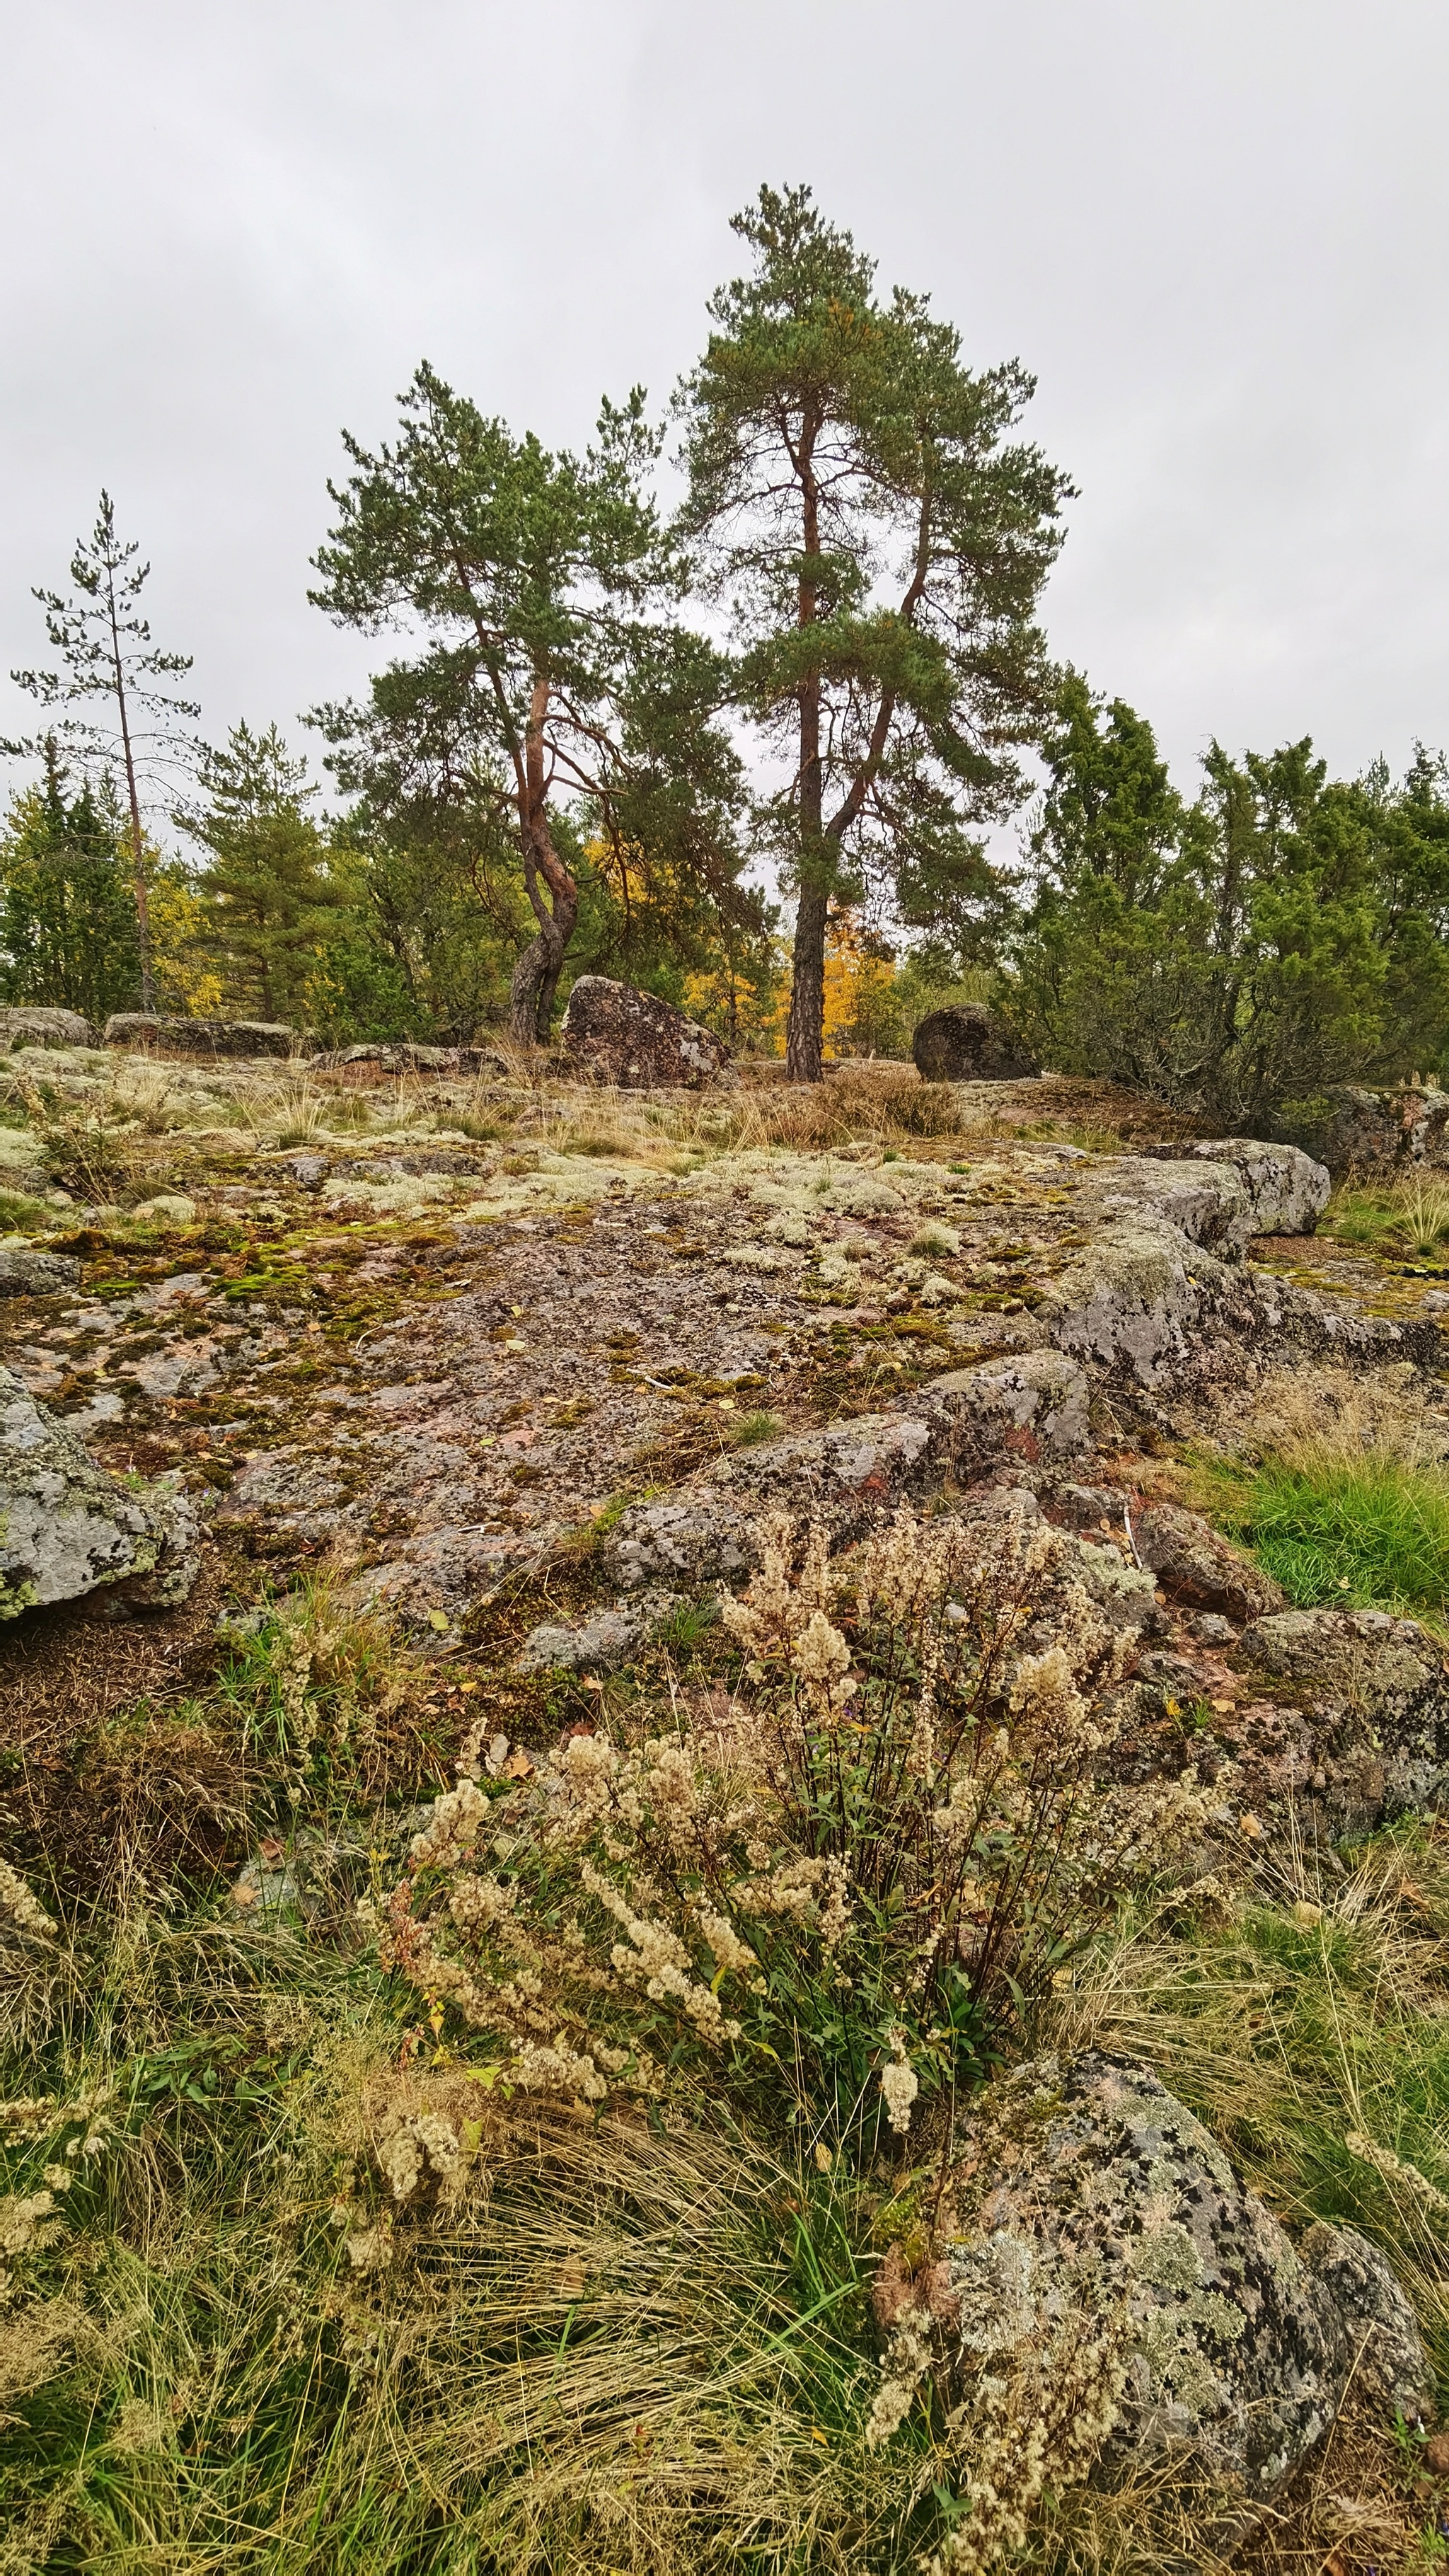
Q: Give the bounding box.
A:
[6,492,198,1008]
[185,724,341,1025]
[0,737,141,1020]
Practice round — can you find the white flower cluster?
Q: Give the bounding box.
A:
[0,1860,57,1940]
[880,2031,919,2137]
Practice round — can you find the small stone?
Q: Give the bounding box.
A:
[0,1248,81,1298]
[132,1194,197,1226]
[0,1366,200,1618]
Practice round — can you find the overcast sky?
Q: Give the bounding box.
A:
[3,0,1447,834]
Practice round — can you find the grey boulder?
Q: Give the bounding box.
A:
[936,2053,1429,2500]
[0,1006,99,1049]
[1240,1605,1449,1819]
[560,976,730,1090]
[911,1004,1038,1082]
[0,1366,200,1617]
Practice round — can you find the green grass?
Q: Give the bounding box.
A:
[1323,1176,1449,1261]
[1199,1448,1449,1620]
[0,1912,942,2576]
[731,1407,785,1447]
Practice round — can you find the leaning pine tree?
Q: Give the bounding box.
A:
[676,185,1072,1079]
[309,366,744,1044]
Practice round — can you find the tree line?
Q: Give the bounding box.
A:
[3,180,1447,1124]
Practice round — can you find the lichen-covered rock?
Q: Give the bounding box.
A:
[934,2054,1430,2501]
[0,1005,99,1049]
[606,1494,754,1590]
[1126,1142,1330,1247]
[560,976,730,1089]
[1133,1503,1285,1624]
[909,1351,1092,1480]
[0,1365,200,1616]
[104,1012,299,1058]
[1042,1209,1438,1393]
[1320,1083,1449,1172]
[0,1248,81,1298]
[515,1588,681,1673]
[911,1004,1038,1082]
[606,1413,936,1588]
[1239,1605,1449,1818]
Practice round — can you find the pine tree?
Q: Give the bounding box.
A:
[310,365,744,1043]
[677,185,1070,1080]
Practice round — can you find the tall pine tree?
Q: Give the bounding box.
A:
[677,185,1070,1079]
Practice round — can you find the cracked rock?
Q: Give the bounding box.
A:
[0,1365,200,1617]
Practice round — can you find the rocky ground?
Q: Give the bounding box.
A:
[4,1040,1449,1891]
[9,1037,1449,2566]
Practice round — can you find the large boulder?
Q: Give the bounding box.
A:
[103,1013,299,1059]
[0,1366,200,1617]
[1320,1084,1449,1173]
[911,1004,1037,1082]
[1123,1141,1330,1247]
[560,976,729,1089]
[0,1006,99,1049]
[919,2053,1429,2503]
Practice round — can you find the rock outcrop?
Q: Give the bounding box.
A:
[1041,1140,1433,1395]
[1239,1605,1449,1819]
[560,976,730,1088]
[911,1004,1038,1082]
[103,1013,299,1058]
[927,2053,1429,2502]
[0,1006,99,1049]
[0,1366,200,1617]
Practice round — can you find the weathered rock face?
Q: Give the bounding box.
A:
[1239,1605,1449,1818]
[934,2054,1429,2500]
[1124,1140,1330,1248]
[910,1351,1092,1481]
[0,1366,200,1617]
[311,1041,509,1076]
[0,1248,81,1299]
[560,976,729,1089]
[1320,1083,1449,1172]
[912,1004,1038,1082]
[1133,1503,1285,1624]
[103,1013,299,1058]
[0,1006,99,1049]
[1043,1155,1434,1395]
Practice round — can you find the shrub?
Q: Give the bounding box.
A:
[366,1507,1211,2155]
